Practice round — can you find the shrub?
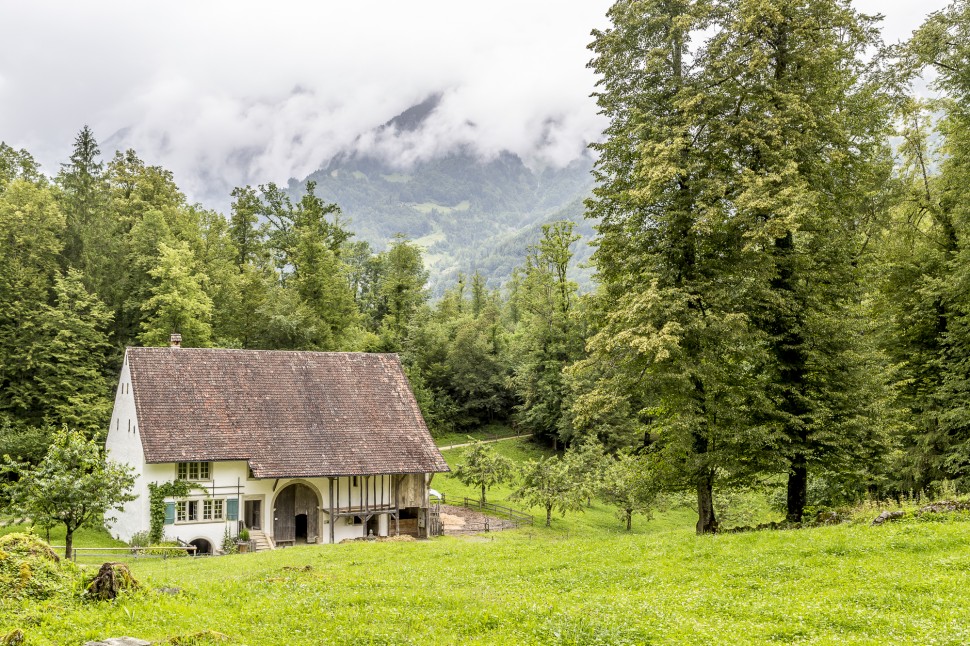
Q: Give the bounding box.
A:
[0,533,78,600]
[139,542,189,558]
[128,531,152,547]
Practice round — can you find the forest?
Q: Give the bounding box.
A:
[1,0,969,537]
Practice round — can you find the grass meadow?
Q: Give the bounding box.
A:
[2,437,969,645]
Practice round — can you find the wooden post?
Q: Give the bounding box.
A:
[362,475,369,538]
[328,477,335,545]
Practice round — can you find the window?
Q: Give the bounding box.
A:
[202,499,224,521]
[176,500,199,522]
[177,461,211,480]
[175,499,226,523]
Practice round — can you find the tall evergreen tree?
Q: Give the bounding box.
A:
[33,270,114,436]
[57,126,105,270]
[705,0,895,521]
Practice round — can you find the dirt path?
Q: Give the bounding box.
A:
[438,504,520,534]
[438,433,532,451]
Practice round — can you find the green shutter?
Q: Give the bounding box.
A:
[227,498,239,521]
[164,502,175,525]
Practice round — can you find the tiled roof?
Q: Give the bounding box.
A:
[126,348,449,478]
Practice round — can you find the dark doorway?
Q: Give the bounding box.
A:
[189,538,211,555]
[295,514,308,543]
[245,499,262,530]
[366,515,380,537]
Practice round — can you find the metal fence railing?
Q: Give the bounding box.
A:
[433,495,533,533]
[52,545,197,564]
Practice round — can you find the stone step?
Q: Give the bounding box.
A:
[249,530,274,552]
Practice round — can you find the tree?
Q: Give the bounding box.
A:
[228,185,266,271]
[511,455,584,527]
[584,0,769,534]
[600,452,660,531]
[584,0,895,530]
[511,222,586,447]
[0,179,66,430]
[57,126,105,269]
[377,235,429,345]
[33,270,114,436]
[453,440,516,505]
[705,0,895,523]
[2,428,135,558]
[563,437,607,507]
[138,241,213,347]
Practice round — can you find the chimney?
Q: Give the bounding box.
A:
[170,333,182,348]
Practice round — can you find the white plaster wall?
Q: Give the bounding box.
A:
[158,460,247,552]
[104,355,146,543]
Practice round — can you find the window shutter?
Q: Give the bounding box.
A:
[227,498,239,521]
[164,502,175,525]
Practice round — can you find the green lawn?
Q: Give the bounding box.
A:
[3,439,970,644]
[4,520,969,645]
[433,423,527,449]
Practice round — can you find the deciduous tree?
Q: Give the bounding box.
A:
[453,440,516,505]
[2,428,135,558]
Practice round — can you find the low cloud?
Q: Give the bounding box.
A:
[0,0,949,211]
[0,1,611,209]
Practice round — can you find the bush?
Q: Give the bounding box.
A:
[128,531,152,547]
[139,542,189,558]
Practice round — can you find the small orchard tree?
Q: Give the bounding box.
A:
[564,437,607,507]
[511,455,584,527]
[2,428,136,558]
[453,440,516,505]
[600,452,660,531]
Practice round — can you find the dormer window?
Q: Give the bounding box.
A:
[177,461,211,480]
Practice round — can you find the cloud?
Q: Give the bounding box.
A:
[0,0,612,208]
[0,0,952,210]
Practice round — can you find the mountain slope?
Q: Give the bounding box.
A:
[288,100,596,295]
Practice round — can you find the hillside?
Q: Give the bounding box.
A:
[4,439,970,644]
[287,97,597,295]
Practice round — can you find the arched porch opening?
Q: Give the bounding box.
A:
[273,482,320,545]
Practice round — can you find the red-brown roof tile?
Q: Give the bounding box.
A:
[126,348,449,478]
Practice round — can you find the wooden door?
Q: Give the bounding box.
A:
[274,486,295,542]
[245,500,261,530]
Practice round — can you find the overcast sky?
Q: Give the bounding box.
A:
[0,0,952,209]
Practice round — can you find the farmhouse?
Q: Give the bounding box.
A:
[105,339,449,554]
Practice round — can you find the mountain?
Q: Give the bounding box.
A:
[287,98,596,296]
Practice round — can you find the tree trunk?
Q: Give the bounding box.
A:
[64,528,74,560]
[481,483,486,506]
[545,505,552,527]
[696,473,718,535]
[786,459,808,523]
[626,509,632,531]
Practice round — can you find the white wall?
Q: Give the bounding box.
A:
[104,355,145,543]
[109,454,427,550]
